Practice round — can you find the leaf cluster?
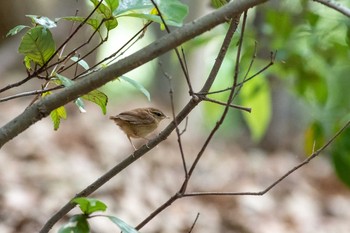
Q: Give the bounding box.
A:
[59,197,139,233]
[4,0,188,130]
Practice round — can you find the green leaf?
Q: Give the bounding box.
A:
[55,74,87,113]
[105,0,120,12]
[331,128,350,188]
[26,15,57,28]
[75,98,87,113]
[294,67,328,105]
[119,76,150,101]
[82,90,108,115]
[59,16,101,30]
[50,105,67,130]
[105,17,118,30]
[211,0,228,9]
[90,0,112,18]
[56,73,74,86]
[346,24,350,48]
[71,56,90,70]
[56,73,107,114]
[89,0,119,30]
[24,56,32,70]
[121,13,179,27]
[304,121,325,155]
[107,216,140,233]
[306,11,320,28]
[115,0,188,27]
[72,197,107,215]
[114,0,153,15]
[240,76,271,142]
[18,26,55,66]
[6,25,29,37]
[42,91,67,130]
[58,215,90,233]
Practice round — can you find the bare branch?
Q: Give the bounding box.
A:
[200,96,251,112]
[183,118,350,197]
[236,50,276,87]
[161,67,188,179]
[0,86,61,102]
[76,21,153,79]
[188,213,200,233]
[150,0,194,95]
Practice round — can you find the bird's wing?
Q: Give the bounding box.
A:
[118,111,155,125]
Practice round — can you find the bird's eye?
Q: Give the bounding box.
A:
[153,111,163,117]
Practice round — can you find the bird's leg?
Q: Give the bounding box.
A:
[128,136,137,151]
[141,137,151,149]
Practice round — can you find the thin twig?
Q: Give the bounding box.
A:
[150,0,194,95]
[51,10,80,76]
[104,25,146,66]
[188,213,200,233]
[186,11,247,184]
[199,96,251,113]
[232,41,258,99]
[38,0,104,74]
[197,87,232,96]
[0,76,33,94]
[76,21,153,79]
[180,117,189,136]
[183,118,350,197]
[0,86,63,102]
[161,65,188,179]
[56,19,107,75]
[197,50,276,97]
[235,50,276,87]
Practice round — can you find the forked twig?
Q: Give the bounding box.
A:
[76,21,153,79]
[150,0,194,95]
[183,118,350,197]
[180,117,189,136]
[235,50,276,87]
[196,50,276,97]
[162,67,188,178]
[199,96,251,113]
[185,11,248,186]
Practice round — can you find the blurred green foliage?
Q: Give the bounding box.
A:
[188,1,350,187]
[262,1,350,186]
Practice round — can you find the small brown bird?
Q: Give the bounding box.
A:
[110,107,169,150]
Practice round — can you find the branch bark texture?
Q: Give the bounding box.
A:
[0,0,267,148]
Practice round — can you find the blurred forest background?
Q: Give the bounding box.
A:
[0,0,350,233]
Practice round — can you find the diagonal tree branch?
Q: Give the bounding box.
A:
[0,0,268,149]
